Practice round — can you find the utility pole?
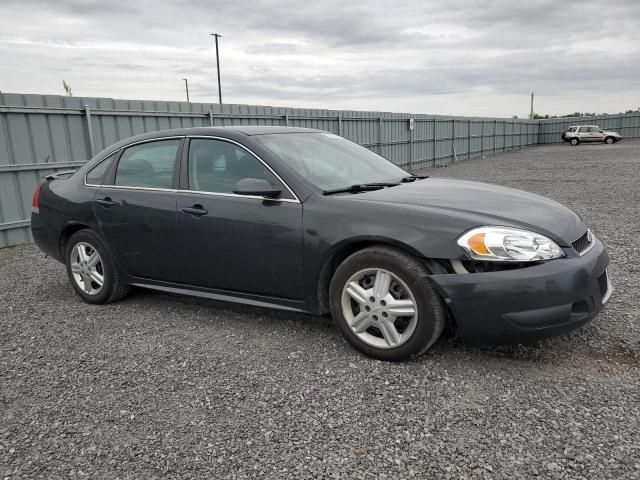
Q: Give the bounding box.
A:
[182,78,190,103]
[210,33,223,104]
[530,92,534,119]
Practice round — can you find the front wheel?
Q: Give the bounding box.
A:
[604,137,614,144]
[570,138,579,146]
[65,229,130,304]
[329,246,446,361]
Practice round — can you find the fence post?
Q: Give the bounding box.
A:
[338,113,342,136]
[209,109,214,126]
[378,116,383,155]
[494,119,498,154]
[285,112,290,126]
[452,117,455,162]
[84,105,96,157]
[480,120,484,158]
[468,118,472,160]
[519,122,522,148]
[537,120,542,145]
[408,117,413,170]
[433,118,437,166]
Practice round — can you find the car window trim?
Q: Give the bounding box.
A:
[84,134,301,204]
[112,137,183,189]
[183,135,300,203]
[84,136,185,187]
[84,151,118,187]
[91,185,299,204]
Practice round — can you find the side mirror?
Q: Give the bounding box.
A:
[233,178,282,198]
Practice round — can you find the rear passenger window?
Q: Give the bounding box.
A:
[86,154,115,185]
[115,139,181,189]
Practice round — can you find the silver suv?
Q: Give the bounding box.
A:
[562,125,622,145]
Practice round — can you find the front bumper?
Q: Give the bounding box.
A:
[428,240,611,345]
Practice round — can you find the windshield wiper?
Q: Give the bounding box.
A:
[322,182,400,195]
[401,175,429,183]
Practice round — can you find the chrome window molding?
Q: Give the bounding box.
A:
[83,136,185,187]
[90,185,299,203]
[186,135,300,203]
[176,189,299,203]
[84,134,301,204]
[95,185,178,193]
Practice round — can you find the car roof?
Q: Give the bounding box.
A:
[569,125,599,128]
[221,125,322,135]
[94,126,324,160]
[148,125,323,137]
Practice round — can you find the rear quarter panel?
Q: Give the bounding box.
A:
[32,173,99,261]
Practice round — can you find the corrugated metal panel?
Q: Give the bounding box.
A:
[0,92,561,247]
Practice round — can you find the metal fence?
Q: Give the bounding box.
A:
[6,93,639,248]
[538,112,640,144]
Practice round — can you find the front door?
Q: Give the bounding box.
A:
[592,128,605,142]
[94,138,182,280]
[174,138,304,299]
[579,126,601,142]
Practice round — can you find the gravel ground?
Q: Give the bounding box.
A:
[1,140,639,479]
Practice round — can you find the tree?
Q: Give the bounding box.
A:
[62,81,73,97]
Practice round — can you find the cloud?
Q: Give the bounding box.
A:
[0,0,638,117]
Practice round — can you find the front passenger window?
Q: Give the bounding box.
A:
[115,139,181,189]
[188,139,286,196]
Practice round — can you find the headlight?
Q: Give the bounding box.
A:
[457,226,565,262]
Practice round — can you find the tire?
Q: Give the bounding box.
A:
[329,246,446,361]
[570,138,580,146]
[604,137,614,144]
[65,229,130,304]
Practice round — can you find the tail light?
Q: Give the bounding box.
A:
[32,184,41,210]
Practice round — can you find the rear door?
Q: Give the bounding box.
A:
[94,138,182,280]
[173,137,304,299]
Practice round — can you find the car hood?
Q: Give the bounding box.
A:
[603,130,621,136]
[347,178,586,246]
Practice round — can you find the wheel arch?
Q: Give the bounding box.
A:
[59,222,91,259]
[315,237,450,314]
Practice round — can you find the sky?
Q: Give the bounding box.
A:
[0,0,638,118]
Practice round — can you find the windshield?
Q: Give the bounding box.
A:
[254,132,409,191]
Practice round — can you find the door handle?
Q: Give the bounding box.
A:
[96,197,115,207]
[181,205,208,216]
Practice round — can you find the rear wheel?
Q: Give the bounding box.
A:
[329,246,446,361]
[65,229,129,304]
[570,138,580,146]
[605,137,614,144]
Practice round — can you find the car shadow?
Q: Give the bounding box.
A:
[122,287,633,367]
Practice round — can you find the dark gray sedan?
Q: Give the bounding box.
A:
[31,126,612,361]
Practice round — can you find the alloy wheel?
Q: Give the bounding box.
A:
[340,268,418,349]
[70,242,104,295]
